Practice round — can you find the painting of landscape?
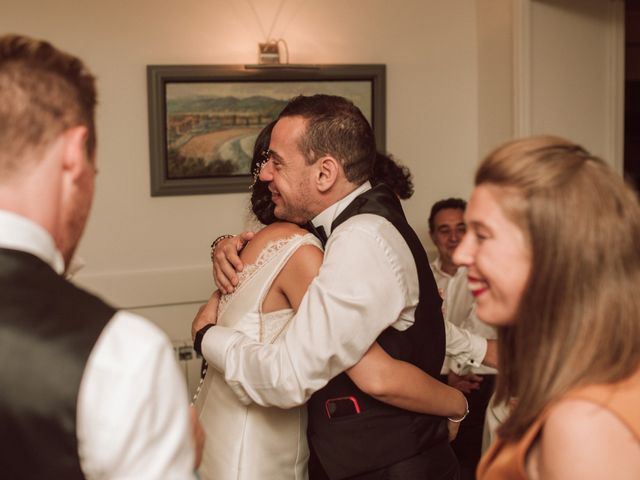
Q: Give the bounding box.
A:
[165,80,373,179]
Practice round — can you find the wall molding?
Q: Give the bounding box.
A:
[513,0,625,171]
[73,264,213,309]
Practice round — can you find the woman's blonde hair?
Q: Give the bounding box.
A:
[477,135,640,441]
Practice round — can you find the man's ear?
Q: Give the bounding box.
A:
[61,126,89,180]
[315,156,340,193]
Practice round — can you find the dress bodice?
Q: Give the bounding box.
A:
[196,232,322,480]
[217,233,320,343]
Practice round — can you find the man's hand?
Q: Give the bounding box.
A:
[189,405,204,469]
[448,371,482,394]
[212,231,255,294]
[483,339,498,369]
[191,291,221,341]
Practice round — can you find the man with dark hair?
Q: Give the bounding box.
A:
[195,94,462,479]
[429,197,498,480]
[279,94,377,185]
[0,34,197,478]
[428,198,468,243]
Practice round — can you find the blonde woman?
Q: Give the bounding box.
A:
[454,135,640,479]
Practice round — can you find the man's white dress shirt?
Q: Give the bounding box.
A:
[0,210,195,479]
[431,256,497,375]
[203,182,486,408]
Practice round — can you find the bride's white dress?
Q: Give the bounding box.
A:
[195,233,322,480]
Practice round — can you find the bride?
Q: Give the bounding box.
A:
[193,122,466,480]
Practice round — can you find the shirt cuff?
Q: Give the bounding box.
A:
[201,326,255,406]
[201,325,240,373]
[449,335,487,375]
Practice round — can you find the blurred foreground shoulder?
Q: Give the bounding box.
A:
[253,221,309,242]
[78,311,195,479]
[241,221,312,260]
[536,398,640,480]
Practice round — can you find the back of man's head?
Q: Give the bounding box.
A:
[0,34,97,179]
[278,94,376,185]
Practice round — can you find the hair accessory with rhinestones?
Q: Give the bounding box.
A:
[250,149,270,190]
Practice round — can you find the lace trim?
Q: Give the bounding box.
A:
[260,308,294,344]
[218,234,313,315]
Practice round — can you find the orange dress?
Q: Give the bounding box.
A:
[476,368,640,480]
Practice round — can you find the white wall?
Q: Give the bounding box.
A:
[477,0,514,159]
[521,0,624,167]
[1,1,622,346]
[476,0,623,165]
[1,0,482,340]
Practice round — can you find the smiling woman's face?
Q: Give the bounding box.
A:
[453,184,532,327]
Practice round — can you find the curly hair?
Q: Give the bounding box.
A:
[371,153,414,200]
[250,121,277,225]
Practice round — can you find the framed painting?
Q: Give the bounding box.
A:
[147,64,386,196]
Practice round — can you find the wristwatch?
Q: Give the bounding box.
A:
[194,324,215,356]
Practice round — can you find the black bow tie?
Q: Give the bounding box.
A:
[304,221,328,246]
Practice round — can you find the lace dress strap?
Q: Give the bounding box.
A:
[218,232,322,318]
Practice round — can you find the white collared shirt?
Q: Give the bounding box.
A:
[203,182,485,407]
[0,210,195,479]
[431,256,497,375]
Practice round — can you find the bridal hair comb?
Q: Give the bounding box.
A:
[250,149,271,190]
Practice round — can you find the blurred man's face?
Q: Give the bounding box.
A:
[431,208,466,268]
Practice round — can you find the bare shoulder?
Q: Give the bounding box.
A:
[260,221,308,238]
[240,222,310,263]
[249,221,308,247]
[268,220,323,269]
[537,398,640,479]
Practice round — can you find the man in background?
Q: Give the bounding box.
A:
[429,197,498,480]
[0,34,197,478]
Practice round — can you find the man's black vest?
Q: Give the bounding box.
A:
[0,248,114,479]
[307,184,447,479]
